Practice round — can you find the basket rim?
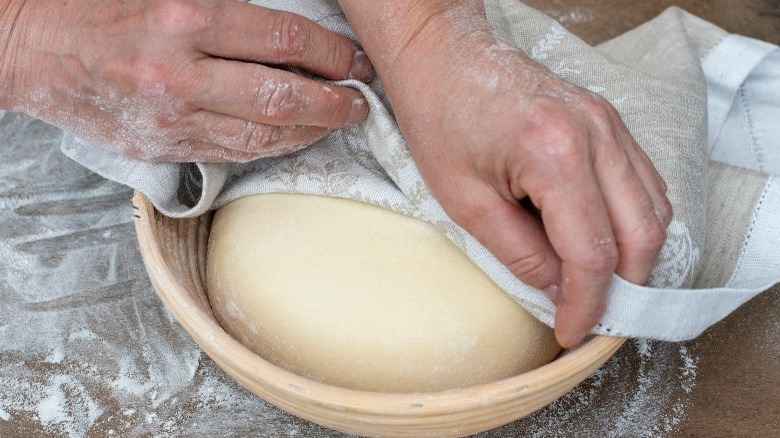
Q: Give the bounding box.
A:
[132,190,626,414]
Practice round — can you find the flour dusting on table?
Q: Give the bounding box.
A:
[2,113,699,437]
[482,339,698,437]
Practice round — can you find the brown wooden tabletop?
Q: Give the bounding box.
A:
[675,285,779,437]
[0,1,777,437]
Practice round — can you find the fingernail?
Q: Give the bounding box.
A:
[347,97,368,124]
[348,50,374,82]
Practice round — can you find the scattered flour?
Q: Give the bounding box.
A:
[0,111,708,437]
[539,6,595,27]
[480,339,699,437]
[555,9,594,26]
[37,374,104,436]
[0,112,203,436]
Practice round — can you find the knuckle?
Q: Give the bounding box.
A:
[583,92,613,113]
[321,86,351,126]
[241,123,283,153]
[147,0,210,35]
[127,110,180,139]
[542,125,585,164]
[327,41,354,77]
[505,252,550,284]
[580,90,611,109]
[582,237,619,274]
[269,13,311,59]
[574,92,618,131]
[324,103,345,127]
[625,202,674,255]
[124,56,194,98]
[151,113,177,131]
[126,57,171,90]
[523,108,587,163]
[254,80,303,123]
[637,217,668,253]
[448,193,494,229]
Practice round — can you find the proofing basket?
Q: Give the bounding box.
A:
[132,190,626,438]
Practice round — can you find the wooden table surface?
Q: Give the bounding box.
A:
[0,2,777,437]
[523,0,780,46]
[675,285,779,437]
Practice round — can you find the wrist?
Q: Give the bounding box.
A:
[339,1,489,77]
[0,0,31,109]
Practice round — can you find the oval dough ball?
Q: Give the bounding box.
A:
[207,194,560,393]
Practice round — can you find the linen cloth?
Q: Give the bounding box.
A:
[61,0,780,341]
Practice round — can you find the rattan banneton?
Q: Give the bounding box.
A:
[132,191,626,438]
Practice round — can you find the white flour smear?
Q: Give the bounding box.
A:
[1,112,698,437]
[482,339,698,437]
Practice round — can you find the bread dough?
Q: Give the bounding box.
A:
[206,194,561,393]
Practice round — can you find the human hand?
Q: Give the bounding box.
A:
[374,8,673,348]
[0,0,373,162]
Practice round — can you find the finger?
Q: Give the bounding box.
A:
[149,140,259,163]
[178,109,330,157]
[192,58,367,128]
[102,132,261,163]
[203,2,374,81]
[621,135,673,226]
[526,146,618,348]
[594,125,670,285]
[440,180,562,292]
[151,134,315,163]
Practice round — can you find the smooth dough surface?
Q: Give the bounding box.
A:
[207,194,561,393]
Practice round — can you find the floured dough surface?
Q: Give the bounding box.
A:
[207,194,561,392]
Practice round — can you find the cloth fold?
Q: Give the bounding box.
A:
[61,0,780,341]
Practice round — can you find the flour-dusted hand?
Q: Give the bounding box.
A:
[340,0,672,348]
[0,0,373,162]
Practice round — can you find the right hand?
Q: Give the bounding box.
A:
[338,0,672,348]
[0,0,373,162]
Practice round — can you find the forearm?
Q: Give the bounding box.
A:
[337,0,490,87]
[0,0,28,107]
[0,0,68,111]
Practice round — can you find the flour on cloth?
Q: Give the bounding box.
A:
[61,0,780,341]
